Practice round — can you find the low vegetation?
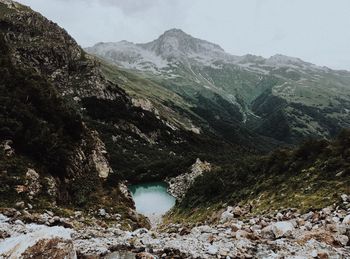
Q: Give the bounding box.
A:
[175,129,350,221]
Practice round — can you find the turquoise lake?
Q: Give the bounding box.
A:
[129,182,176,216]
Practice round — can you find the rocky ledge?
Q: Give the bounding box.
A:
[166,158,211,200]
[1,195,350,258]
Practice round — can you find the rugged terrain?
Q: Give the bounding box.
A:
[1,194,350,258]
[87,29,350,145]
[0,0,248,226]
[0,0,349,258]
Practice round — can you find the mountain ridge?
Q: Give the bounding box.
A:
[1,2,350,258]
[86,29,350,145]
[87,28,342,73]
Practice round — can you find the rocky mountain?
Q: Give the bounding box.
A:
[0,0,147,225]
[0,1,349,258]
[0,0,206,227]
[0,0,252,224]
[87,29,350,144]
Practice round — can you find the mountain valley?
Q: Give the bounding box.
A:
[0,0,349,258]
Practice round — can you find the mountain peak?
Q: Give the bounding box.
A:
[140,28,225,59]
[162,28,187,37]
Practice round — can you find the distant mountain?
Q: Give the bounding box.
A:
[87,29,350,144]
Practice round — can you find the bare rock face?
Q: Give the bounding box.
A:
[166,158,211,200]
[119,182,133,202]
[89,131,112,179]
[132,98,159,116]
[45,175,58,199]
[91,151,110,179]
[25,168,42,199]
[1,139,15,157]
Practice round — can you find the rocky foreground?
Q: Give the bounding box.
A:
[0,195,350,258]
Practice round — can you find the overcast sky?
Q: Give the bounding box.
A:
[17,0,350,70]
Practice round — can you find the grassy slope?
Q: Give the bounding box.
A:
[167,130,350,224]
[99,59,201,131]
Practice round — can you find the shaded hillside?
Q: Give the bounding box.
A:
[179,129,350,217]
[0,32,112,209]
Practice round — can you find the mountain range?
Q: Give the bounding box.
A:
[0,1,350,257]
[87,29,350,144]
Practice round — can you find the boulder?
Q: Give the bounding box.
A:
[98,208,107,217]
[232,206,244,217]
[15,201,25,209]
[220,207,234,223]
[179,227,191,236]
[272,221,294,238]
[334,234,349,246]
[341,194,349,202]
[207,244,218,255]
[261,225,275,240]
[342,214,350,225]
[1,140,15,157]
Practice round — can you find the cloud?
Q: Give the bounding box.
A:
[56,0,161,15]
[16,0,350,70]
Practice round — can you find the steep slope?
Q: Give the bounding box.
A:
[172,129,350,223]
[87,29,350,144]
[0,0,255,220]
[0,0,143,223]
[0,0,186,228]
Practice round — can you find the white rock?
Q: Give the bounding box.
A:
[276,212,283,221]
[332,216,340,223]
[207,244,218,255]
[335,234,349,246]
[304,222,313,230]
[14,219,25,226]
[342,214,350,225]
[341,194,349,202]
[272,221,294,238]
[311,250,318,257]
[0,214,8,223]
[133,228,148,237]
[98,208,106,217]
[220,210,234,223]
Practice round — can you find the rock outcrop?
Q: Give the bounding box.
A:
[167,158,211,200]
[25,169,42,199]
[1,140,14,157]
[0,0,133,210]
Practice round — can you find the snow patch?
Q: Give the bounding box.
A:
[0,223,74,258]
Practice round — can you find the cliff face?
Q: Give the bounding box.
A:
[0,0,137,214]
[0,0,120,100]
